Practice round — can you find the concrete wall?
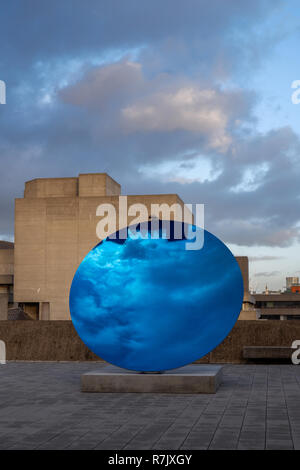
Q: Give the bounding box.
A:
[0,248,14,276]
[78,173,121,197]
[236,256,257,320]
[15,174,188,320]
[0,320,299,363]
[0,247,14,320]
[254,292,300,319]
[0,291,9,321]
[236,256,249,292]
[24,177,79,198]
[24,174,121,199]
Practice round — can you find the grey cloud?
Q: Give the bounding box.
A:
[254,271,281,277]
[0,1,279,76]
[59,62,145,110]
[59,60,255,153]
[0,0,296,253]
[1,99,300,249]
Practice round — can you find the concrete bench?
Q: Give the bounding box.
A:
[243,346,292,360]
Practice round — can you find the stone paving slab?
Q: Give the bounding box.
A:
[0,362,300,450]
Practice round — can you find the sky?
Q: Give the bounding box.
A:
[0,0,300,292]
[70,223,243,371]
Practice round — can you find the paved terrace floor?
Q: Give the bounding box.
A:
[0,363,300,450]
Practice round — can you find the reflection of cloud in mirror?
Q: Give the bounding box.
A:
[70,221,243,371]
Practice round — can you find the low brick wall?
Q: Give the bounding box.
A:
[0,320,299,363]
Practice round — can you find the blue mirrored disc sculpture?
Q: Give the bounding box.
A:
[69,221,243,372]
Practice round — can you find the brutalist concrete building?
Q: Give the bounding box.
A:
[0,173,253,321]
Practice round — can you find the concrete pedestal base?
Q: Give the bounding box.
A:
[81,364,222,394]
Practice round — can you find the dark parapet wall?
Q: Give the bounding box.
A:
[0,320,300,363]
[207,320,300,363]
[0,321,100,361]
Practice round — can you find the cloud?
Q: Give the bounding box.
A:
[249,256,284,262]
[122,87,237,152]
[70,227,243,370]
[254,271,281,277]
[212,218,300,248]
[60,60,254,153]
[0,0,297,258]
[0,0,279,80]
[59,61,144,109]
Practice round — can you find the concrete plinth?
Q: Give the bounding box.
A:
[81,364,222,394]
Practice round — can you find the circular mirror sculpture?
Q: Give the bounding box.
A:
[70,221,243,372]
